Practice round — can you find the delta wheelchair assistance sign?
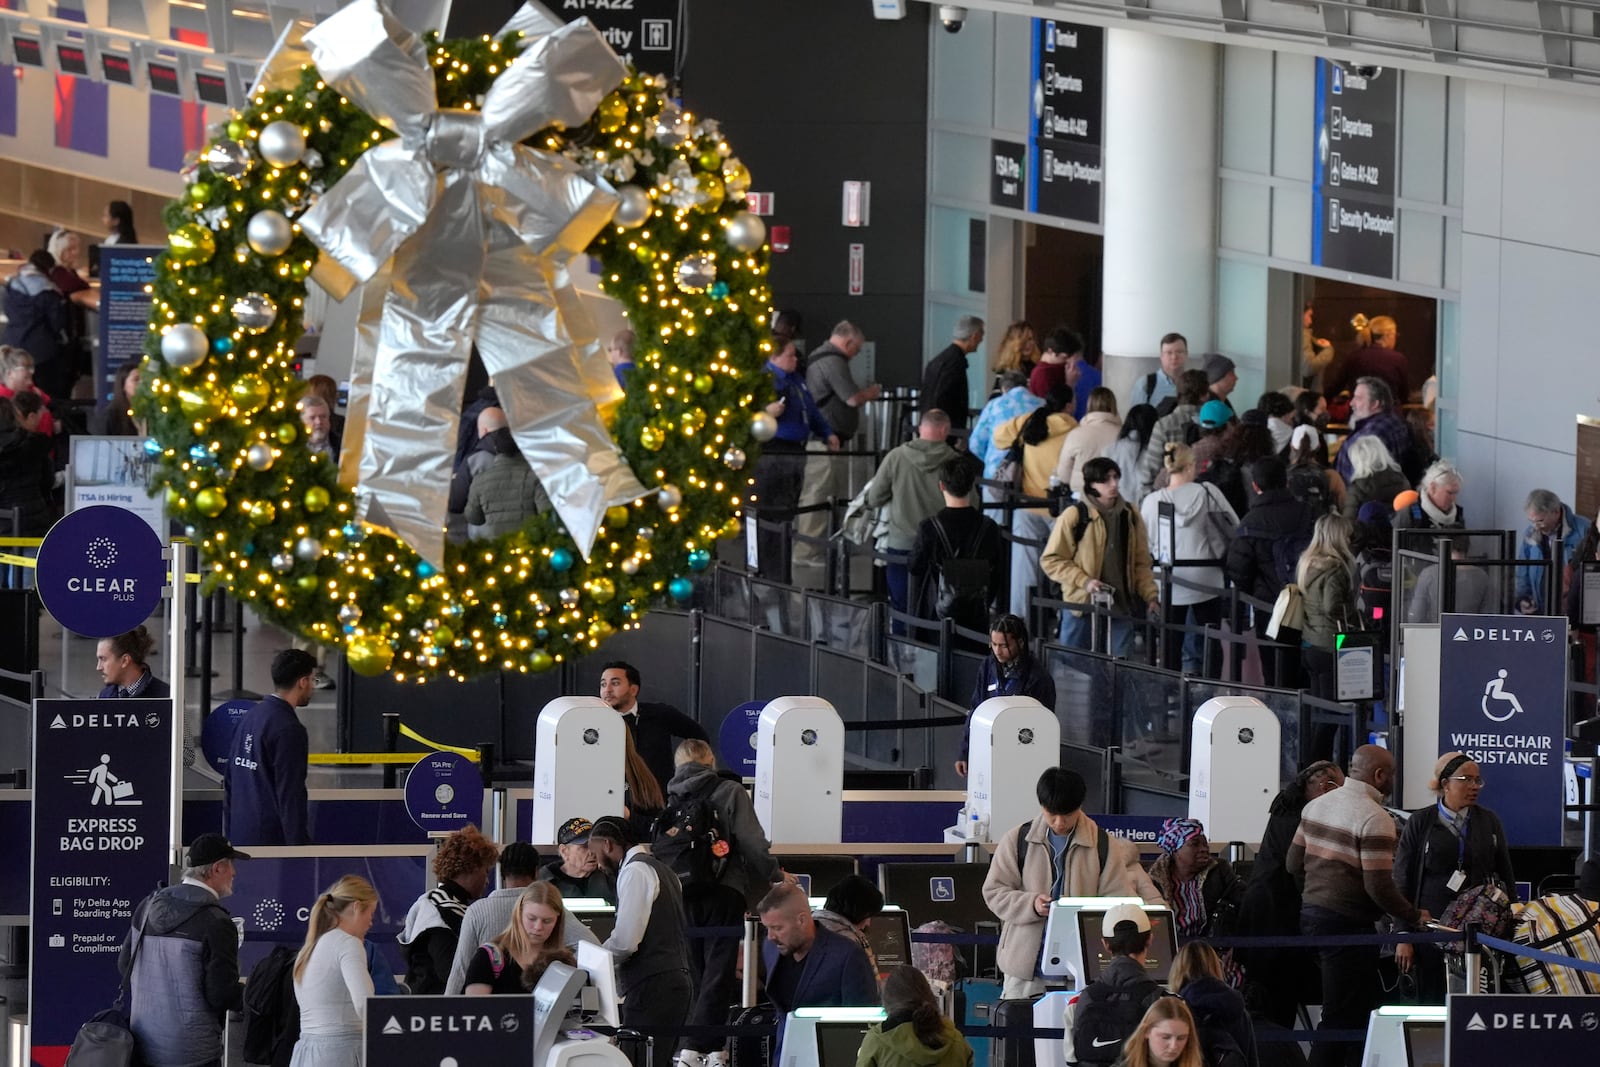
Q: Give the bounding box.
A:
[1437,614,1566,846]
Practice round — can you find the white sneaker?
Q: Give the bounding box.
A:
[705,1052,728,1067]
[312,669,335,690]
[676,1052,707,1067]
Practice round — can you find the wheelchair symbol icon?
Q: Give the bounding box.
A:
[930,877,955,901]
[1481,669,1526,724]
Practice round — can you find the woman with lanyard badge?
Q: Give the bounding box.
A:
[954,614,1055,778]
[1392,751,1515,1004]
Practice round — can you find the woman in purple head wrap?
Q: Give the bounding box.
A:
[1149,816,1245,986]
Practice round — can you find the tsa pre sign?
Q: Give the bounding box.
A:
[1437,613,1566,845]
[30,698,173,1064]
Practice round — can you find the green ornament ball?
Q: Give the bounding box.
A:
[194,487,227,517]
[274,423,298,446]
[304,486,330,513]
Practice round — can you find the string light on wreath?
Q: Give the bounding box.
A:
[136,7,774,683]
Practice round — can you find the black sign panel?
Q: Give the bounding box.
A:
[1028,19,1104,225]
[1447,995,1600,1065]
[101,53,133,85]
[57,45,88,77]
[1312,60,1399,278]
[560,0,680,79]
[147,61,180,96]
[194,71,229,106]
[991,139,1026,211]
[367,994,536,1063]
[12,37,42,68]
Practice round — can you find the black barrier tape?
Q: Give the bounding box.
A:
[841,715,967,732]
[684,927,1467,948]
[585,1021,1373,1045]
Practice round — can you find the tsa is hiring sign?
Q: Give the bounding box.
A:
[35,504,167,637]
[30,698,173,1064]
[1437,614,1566,845]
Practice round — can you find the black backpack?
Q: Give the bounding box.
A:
[652,785,732,894]
[1286,462,1331,516]
[931,518,994,628]
[1070,979,1165,1065]
[243,945,301,1067]
[1192,1012,1252,1067]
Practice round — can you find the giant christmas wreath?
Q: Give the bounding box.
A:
[136,2,773,683]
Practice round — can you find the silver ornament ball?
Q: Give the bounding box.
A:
[337,603,362,626]
[620,557,640,576]
[559,587,581,608]
[204,139,253,181]
[258,121,306,168]
[615,185,652,229]
[636,526,656,542]
[294,536,324,562]
[750,412,778,443]
[725,211,767,253]
[270,552,294,574]
[675,254,717,293]
[246,210,293,256]
[232,292,278,333]
[657,484,683,511]
[652,104,690,145]
[245,443,275,471]
[722,447,747,470]
[160,324,210,369]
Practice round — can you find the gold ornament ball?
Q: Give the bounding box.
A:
[590,619,616,640]
[194,487,227,517]
[168,223,217,267]
[693,374,714,394]
[721,158,752,198]
[178,385,220,420]
[680,408,707,433]
[596,94,628,133]
[606,505,632,528]
[346,634,394,677]
[694,174,726,213]
[274,423,298,446]
[529,650,555,673]
[433,625,456,647]
[590,577,617,603]
[304,486,331,513]
[697,149,722,171]
[166,487,185,511]
[404,593,424,611]
[248,499,277,525]
[295,574,319,592]
[229,374,271,414]
[639,424,665,451]
[721,515,743,539]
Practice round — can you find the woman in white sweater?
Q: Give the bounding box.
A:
[291,876,379,1067]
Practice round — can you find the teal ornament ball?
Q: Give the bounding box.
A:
[710,281,730,300]
[416,560,437,578]
[669,577,695,602]
[687,549,711,571]
[550,548,574,572]
[212,336,234,354]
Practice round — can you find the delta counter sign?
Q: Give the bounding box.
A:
[1438,614,1566,845]
[35,505,167,637]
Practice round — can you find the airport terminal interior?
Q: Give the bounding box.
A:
[1,1,1600,1066]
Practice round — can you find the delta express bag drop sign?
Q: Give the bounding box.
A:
[29,698,173,1063]
[1437,614,1566,845]
[35,504,167,638]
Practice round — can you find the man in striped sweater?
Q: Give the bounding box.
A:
[1287,746,1429,1067]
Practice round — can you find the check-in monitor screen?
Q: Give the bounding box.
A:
[866,908,911,979]
[571,907,616,943]
[1075,909,1177,985]
[1403,1020,1444,1067]
[815,1022,875,1067]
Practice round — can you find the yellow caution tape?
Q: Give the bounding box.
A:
[398,724,481,758]
[308,752,449,765]
[0,551,201,582]
[0,537,42,546]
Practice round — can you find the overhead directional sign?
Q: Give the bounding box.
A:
[1313,60,1399,278]
[1028,18,1105,224]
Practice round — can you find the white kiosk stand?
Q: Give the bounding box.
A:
[946,696,1059,843]
[1188,696,1280,843]
[1360,1005,1446,1067]
[755,697,844,844]
[531,697,625,844]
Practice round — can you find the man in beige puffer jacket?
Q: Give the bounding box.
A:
[982,767,1161,997]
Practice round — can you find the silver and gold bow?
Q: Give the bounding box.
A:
[278,0,646,566]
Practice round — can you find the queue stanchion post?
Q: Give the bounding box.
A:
[741,914,760,1009]
[381,713,399,789]
[167,539,193,871]
[1464,923,1483,994]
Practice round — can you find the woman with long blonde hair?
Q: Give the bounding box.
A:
[1115,997,1204,1067]
[622,727,665,840]
[991,321,1039,380]
[1296,512,1358,749]
[291,876,378,1067]
[463,883,577,994]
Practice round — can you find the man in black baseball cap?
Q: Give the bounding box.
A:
[539,817,616,904]
[120,833,250,1066]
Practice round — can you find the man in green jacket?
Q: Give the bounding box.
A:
[863,409,969,616]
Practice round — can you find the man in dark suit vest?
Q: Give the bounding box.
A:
[586,815,693,1063]
[598,661,709,795]
[759,883,880,1060]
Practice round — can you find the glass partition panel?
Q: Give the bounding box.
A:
[1041,644,1115,750]
[887,636,938,695]
[750,579,807,638]
[818,646,869,759]
[699,617,755,721]
[863,662,904,766]
[807,592,873,657]
[1115,662,1186,787]
[753,630,811,702]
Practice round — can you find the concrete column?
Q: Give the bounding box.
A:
[1099,30,1219,400]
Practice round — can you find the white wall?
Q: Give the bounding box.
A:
[1457,82,1600,533]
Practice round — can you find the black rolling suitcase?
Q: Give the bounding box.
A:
[990,997,1040,1067]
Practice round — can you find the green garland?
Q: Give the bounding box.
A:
[137,30,772,682]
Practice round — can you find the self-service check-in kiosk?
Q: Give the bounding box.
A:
[946,696,1059,843]
[532,697,625,844]
[1189,696,1279,843]
[1361,1005,1446,1067]
[779,1007,888,1067]
[755,697,844,843]
[1034,899,1177,1067]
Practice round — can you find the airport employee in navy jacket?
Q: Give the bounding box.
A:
[225,649,317,846]
[759,883,879,1058]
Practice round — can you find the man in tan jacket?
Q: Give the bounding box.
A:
[1040,456,1159,655]
[982,767,1161,998]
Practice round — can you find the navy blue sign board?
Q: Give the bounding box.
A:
[367,993,536,1065]
[1312,60,1399,278]
[1446,994,1600,1064]
[1028,18,1105,224]
[200,699,254,776]
[1437,614,1567,845]
[94,245,160,400]
[404,752,485,834]
[30,698,173,1065]
[719,701,766,776]
[35,504,167,637]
